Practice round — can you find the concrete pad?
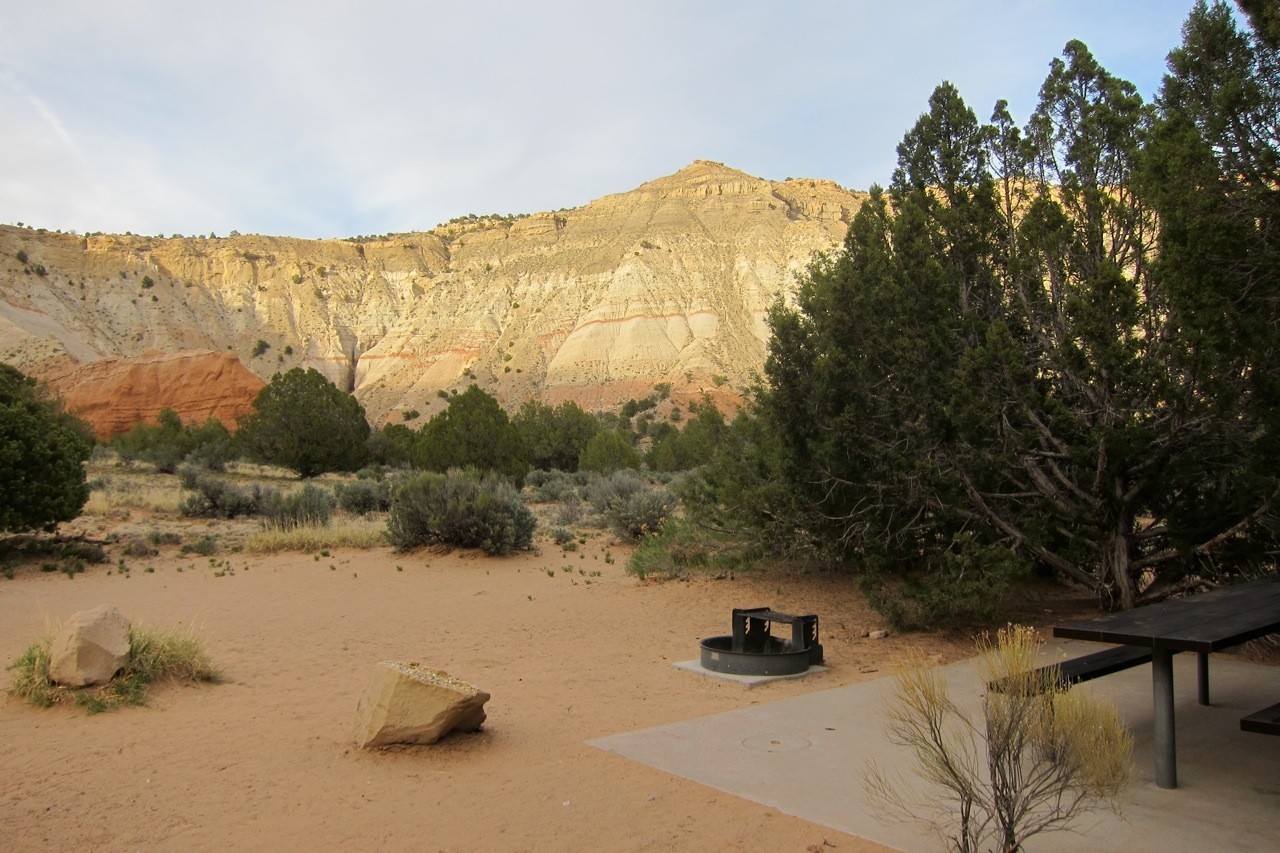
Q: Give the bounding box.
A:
[672,659,828,688]
[591,642,1280,852]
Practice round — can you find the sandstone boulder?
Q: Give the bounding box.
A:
[49,605,131,687]
[354,662,489,748]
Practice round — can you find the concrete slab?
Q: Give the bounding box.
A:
[672,659,828,688]
[591,642,1280,852]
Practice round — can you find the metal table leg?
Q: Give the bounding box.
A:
[1153,649,1177,789]
[1197,652,1209,705]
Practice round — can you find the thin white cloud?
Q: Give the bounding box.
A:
[0,1,1204,238]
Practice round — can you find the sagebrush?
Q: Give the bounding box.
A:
[386,469,536,555]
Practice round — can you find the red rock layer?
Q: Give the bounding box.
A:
[33,350,265,439]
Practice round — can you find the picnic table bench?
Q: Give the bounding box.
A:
[1240,701,1280,736]
[989,644,1153,694]
[1054,578,1280,788]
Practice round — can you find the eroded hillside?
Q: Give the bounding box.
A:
[0,161,862,432]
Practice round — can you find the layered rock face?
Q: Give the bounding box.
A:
[28,350,265,439]
[0,161,863,427]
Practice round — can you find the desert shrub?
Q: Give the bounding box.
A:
[178,474,265,519]
[60,541,107,564]
[606,486,678,540]
[143,443,185,474]
[334,479,390,515]
[858,536,1029,630]
[865,626,1130,850]
[180,535,219,556]
[527,470,579,503]
[261,483,333,530]
[355,463,385,481]
[626,518,750,579]
[121,536,157,557]
[581,469,645,515]
[146,530,182,546]
[549,526,575,546]
[7,624,218,712]
[386,469,536,555]
[553,500,584,526]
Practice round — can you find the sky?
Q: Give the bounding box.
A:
[0,1,1207,239]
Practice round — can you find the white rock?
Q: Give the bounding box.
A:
[868,629,890,640]
[48,605,131,687]
[354,662,490,748]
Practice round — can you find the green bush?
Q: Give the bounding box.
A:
[261,483,333,530]
[334,479,390,515]
[626,518,756,580]
[549,526,575,545]
[178,474,265,518]
[606,486,677,540]
[526,469,580,503]
[858,538,1030,630]
[180,535,219,556]
[577,430,640,473]
[386,469,536,555]
[0,365,93,533]
[582,469,645,515]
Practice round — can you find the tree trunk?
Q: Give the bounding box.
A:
[1100,521,1137,610]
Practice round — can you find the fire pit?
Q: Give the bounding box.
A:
[700,607,823,677]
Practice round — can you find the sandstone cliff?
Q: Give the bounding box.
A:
[0,161,863,429]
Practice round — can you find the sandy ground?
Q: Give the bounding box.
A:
[0,528,997,852]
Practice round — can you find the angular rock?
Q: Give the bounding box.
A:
[48,605,131,687]
[354,662,490,748]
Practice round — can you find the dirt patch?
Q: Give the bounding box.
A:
[0,527,985,851]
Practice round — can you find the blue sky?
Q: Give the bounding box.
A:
[0,1,1204,239]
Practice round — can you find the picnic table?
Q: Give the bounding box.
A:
[1053,578,1280,789]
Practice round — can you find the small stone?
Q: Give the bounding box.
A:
[48,605,131,687]
[354,662,490,748]
[868,629,889,640]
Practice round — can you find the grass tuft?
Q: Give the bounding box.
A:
[6,624,218,713]
[244,518,386,553]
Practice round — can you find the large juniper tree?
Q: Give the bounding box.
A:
[763,6,1278,611]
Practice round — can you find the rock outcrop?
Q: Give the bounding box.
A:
[354,662,490,748]
[48,604,132,687]
[28,349,265,439]
[0,161,864,426]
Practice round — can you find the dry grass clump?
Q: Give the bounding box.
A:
[244,518,386,553]
[7,624,219,714]
[84,474,184,514]
[864,625,1131,852]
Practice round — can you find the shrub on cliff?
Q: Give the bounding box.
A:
[237,368,370,478]
[0,365,94,533]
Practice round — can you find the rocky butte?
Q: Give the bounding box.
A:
[0,161,864,436]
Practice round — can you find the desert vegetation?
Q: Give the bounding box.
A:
[9,622,218,713]
[865,625,1132,851]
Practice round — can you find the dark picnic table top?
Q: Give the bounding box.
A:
[1053,578,1280,653]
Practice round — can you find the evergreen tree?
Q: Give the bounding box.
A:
[577,430,641,473]
[512,399,599,472]
[0,365,93,532]
[413,385,528,482]
[237,368,371,478]
[762,23,1278,612]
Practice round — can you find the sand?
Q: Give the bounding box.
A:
[0,531,991,852]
